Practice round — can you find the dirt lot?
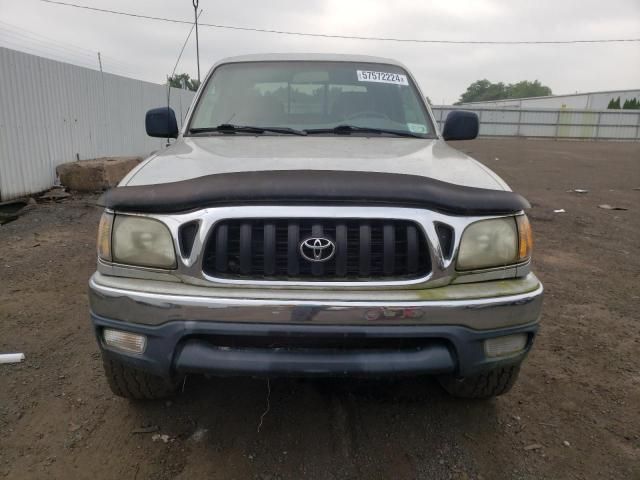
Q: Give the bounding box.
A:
[1,138,639,480]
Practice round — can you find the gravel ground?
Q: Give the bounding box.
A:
[0,138,639,480]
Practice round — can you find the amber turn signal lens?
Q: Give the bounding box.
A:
[97,212,114,261]
[516,214,533,261]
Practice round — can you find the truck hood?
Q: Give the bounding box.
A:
[122,136,509,191]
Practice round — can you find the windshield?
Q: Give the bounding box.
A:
[188,61,435,137]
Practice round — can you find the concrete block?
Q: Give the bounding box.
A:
[56,157,143,192]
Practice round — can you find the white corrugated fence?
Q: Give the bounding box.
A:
[455,89,640,110]
[0,47,195,201]
[431,105,640,141]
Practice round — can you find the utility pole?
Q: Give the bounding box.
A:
[97,51,103,73]
[192,0,200,83]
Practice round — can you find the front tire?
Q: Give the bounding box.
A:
[102,355,180,400]
[438,364,521,399]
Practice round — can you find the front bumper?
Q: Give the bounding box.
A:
[89,273,543,378]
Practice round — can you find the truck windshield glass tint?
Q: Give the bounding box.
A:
[188,61,435,137]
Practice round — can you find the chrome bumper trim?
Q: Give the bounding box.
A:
[89,274,543,330]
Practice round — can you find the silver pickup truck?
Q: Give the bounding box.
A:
[89,54,542,401]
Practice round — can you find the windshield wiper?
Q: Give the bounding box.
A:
[189,124,307,136]
[305,125,424,138]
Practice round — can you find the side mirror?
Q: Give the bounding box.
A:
[145,107,178,138]
[442,110,479,141]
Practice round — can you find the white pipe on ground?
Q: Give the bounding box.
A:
[0,353,25,364]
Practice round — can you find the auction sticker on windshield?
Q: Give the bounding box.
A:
[357,70,409,85]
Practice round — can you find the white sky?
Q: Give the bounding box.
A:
[1,0,639,104]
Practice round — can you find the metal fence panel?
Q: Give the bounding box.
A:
[455,90,640,110]
[432,105,640,142]
[0,47,195,201]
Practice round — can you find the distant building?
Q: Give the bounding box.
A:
[458,89,640,110]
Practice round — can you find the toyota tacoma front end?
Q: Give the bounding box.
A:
[89,54,543,400]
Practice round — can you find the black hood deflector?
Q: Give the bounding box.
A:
[99,170,530,215]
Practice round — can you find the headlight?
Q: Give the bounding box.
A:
[110,215,176,269]
[457,216,530,271]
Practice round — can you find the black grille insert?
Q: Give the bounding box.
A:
[178,221,199,259]
[202,218,431,281]
[435,222,455,260]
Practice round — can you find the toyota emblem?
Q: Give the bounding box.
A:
[299,237,336,263]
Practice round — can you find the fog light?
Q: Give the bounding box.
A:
[484,334,527,358]
[103,329,147,354]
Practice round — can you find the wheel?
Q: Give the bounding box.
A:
[102,355,180,400]
[438,364,521,399]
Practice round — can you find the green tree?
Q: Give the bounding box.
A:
[506,80,552,99]
[456,79,552,104]
[456,79,506,104]
[622,98,639,109]
[607,97,621,109]
[167,73,200,91]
